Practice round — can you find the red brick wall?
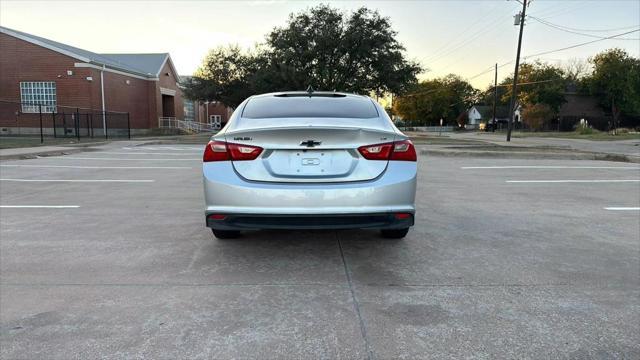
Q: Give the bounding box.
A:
[206,102,232,124]
[156,60,184,122]
[0,33,184,129]
[102,71,152,129]
[0,33,96,127]
[195,101,232,125]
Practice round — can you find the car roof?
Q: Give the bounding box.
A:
[250,91,369,99]
[240,91,380,120]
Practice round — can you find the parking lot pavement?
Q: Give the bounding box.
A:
[1,145,639,359]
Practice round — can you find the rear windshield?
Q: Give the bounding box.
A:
[242,95,379,119]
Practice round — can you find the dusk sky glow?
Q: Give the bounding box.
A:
[2,0,638,89]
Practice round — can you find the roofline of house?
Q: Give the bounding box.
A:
[74,63,159,81]
[156,54,182,83]
[1,26,91,63]
[1,26,168,80]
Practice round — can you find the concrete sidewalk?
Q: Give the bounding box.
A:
[448,132,640,159]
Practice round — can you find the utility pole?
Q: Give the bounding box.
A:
[507,0,528,142]
[492,63,498,132]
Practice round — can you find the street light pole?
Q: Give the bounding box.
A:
[492,63,498,132]
[507,0,528,142]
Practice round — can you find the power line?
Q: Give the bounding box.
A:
[465,28,640,82]
[530,16,640,40]
[522,28,640,59]
[401,87,448,98]
[425,2,521,65]
[495,79,557,87]
[436,11,525,73]
[531,20,640,33]
[468,63,510,81]
[528,1,584,19]
[422,2,504,63]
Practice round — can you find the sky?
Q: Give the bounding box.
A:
[1,0,639,89]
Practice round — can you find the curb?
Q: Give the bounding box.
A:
[0,140,110,161]
[420,149,639,163]
[61,141,111,148]
[133,139,211,146]
[134,140,186,146]
[0,147,96,161]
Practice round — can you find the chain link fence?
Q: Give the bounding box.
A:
[0,100,130,144]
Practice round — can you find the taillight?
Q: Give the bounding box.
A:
[203,141,263,162]
[227,142,263,161]
[358,140,416,161]
[357,142,394,160]
[203,141,229,162]
[390,140,417,161]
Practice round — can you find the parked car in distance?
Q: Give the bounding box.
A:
[202,91,417,239]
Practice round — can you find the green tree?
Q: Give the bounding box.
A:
[183,5,422,107]
[480,83,509,108]
[182,46,268,108]
[501,61,567,113]
[266,5,421,96]
[585,48,640,130]
[443,74,480,122]
[522,103,553,131]
[393,75,478,126]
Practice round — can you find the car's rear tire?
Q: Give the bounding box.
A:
[212,229,241,239]
[380,228,409,239]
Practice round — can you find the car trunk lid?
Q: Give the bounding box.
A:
[225,122,398,183]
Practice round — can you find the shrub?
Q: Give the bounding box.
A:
[575,119,600,135]
[522,104,554,131]
[576,125,594,135]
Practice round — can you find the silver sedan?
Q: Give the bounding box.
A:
[202,91,417,239]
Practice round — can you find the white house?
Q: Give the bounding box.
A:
[467,105,521,129]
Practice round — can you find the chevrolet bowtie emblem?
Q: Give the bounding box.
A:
[300,140,321,147]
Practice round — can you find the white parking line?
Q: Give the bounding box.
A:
[462,166,640,170]
[0,178,154,183]
[604,207,640,211]
[122,147,202,151]
[98,152,201,156]
[47,157,200,161]
[506,179,640,183]
[0,165,193,169]
[0,205,80,208]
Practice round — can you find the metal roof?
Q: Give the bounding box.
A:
[98,53,169,77]
[0,26,171,79]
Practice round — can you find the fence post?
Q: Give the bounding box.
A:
[39,104,43,144]
[52,112,57,138]
[90,114,94,138]
[75,108,80,141]
[104,112,108,140]
[127,113,131,139]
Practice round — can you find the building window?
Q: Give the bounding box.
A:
[208,115,222,124]
[184,100,195,121]
[20,81,57,113]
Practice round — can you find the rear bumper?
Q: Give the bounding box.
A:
[206,213,414,230]
[203,160,417,229]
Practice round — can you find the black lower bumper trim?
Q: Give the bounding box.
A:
[206,213,414,230]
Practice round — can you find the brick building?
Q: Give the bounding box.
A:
[181,76,234,129]
[0,26,185,134]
